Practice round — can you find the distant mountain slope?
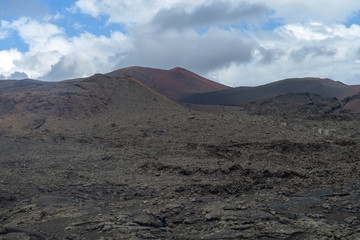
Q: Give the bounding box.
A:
[181,77,360,105]
[0,74,184,133]
[106,66,230,101]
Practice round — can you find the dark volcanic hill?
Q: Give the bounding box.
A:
[181,77,360,106]
[106,66,230,101]
[0,74,184,133]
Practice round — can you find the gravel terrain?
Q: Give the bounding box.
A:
[0,75,359,239]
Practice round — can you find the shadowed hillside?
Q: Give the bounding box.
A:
[181,77,360,108]
[106,66,230,101]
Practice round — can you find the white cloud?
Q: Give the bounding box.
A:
[0,49,22,77]
[0,20,10,39]
[208,22,360,86]
[68,0,360,85]
[16,51,63,79]
[74,0,204,24]
[52,13,63,21]
[150,1,269,30]
[0,17,131,80]
[44,31,131,80]
[8,17,64,53]
[122,27,254,73]
[261,0,360,23]
[275,22,360,41]
[0,18,69,79]
[275,23,332,41]
[2,1,360,86]
[0,30,8,39]
[73,0,360,26]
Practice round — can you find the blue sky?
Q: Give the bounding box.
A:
[1,0,360,86]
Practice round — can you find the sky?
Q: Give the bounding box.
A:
[1,0,360,86]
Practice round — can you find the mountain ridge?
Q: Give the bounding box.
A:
[181,77,360,105]
[1,67,359,114]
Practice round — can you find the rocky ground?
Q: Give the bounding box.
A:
[0,76,360,239]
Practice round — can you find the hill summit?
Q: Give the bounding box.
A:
[106,66,230,101]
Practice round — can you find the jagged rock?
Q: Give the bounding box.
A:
[133,213,164,228]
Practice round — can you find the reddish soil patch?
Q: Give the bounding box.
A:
[344,99,360,113]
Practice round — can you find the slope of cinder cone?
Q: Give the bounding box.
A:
[0,74,185,133]
[106,66,230,101]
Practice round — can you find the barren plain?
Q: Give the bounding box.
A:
[0,75,359,239]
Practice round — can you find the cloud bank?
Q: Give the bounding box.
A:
[1,0,360,86]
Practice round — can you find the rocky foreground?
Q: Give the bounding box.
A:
[0,75,359,239]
